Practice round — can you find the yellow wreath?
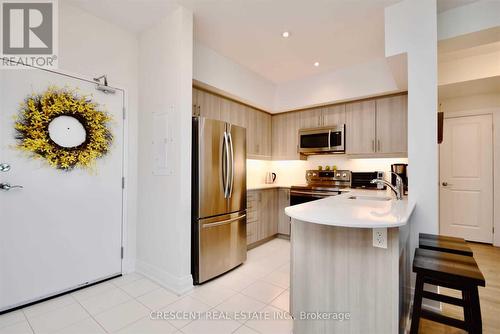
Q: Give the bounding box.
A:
[14,86,113,170]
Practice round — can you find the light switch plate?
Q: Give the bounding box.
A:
[373,228,387,249]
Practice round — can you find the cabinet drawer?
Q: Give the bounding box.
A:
[247,222,258,245]
[247,222,257,236]
[247,191,258,200]
[247,200,258,210]
[247,210,258,223]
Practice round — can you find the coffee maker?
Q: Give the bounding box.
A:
[391,163,408,194]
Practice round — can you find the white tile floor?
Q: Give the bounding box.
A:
[0,238,292,334]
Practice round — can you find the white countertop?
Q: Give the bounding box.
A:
[285,189,415,228]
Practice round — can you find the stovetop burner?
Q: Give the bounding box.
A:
[291,169,351,190]
[290,184,350,192]
[289,170,352,205]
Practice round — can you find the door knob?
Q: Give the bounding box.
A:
[0,163,11,172]
[0,183,23,191]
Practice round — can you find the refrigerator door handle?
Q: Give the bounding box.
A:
[222,131,230,198]
[228,131,235,198]
[201,213,246,229]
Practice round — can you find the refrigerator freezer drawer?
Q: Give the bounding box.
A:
[196,212,247,283]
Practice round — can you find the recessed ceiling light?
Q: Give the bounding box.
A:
[282,31,290,38]
[314,62,320,67]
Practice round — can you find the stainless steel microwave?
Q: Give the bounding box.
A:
[298,124,345,154]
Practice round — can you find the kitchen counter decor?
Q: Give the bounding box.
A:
[14,86,113,170]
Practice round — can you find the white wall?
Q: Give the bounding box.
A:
[440,93,500,111]
[193,42,276,111]
[439,49,500,86]
[59,2,139,273]
[194,42,407,113]
[385,0,439,250]
[137,6,193,294]
[274,58,404,112]
[438,0,500,41]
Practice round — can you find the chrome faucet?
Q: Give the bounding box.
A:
[371,172,404,200]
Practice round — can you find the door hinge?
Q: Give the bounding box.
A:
[121,247,124,259]
[122,177,125,189]
[122,107,126,120]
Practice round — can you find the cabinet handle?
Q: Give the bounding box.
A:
[197,105,201,116]
[372,140,375,152]
[378,140,381,152]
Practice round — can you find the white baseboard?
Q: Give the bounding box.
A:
[136,259,193,295]
[122,258,136,274]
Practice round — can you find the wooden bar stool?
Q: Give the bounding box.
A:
[411,248,485,334]
[419,233,473,256]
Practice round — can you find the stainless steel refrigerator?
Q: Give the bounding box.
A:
[192,117,247,284]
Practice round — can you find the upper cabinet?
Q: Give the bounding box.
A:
[298,105,346,129]
[299,108,322,129]
[272,111,301,160]
[346,100,377,155]
[193,88,221,120]
[194,87,407,161]
[227,100,247,128]
[346,95,407,157]
[193,87,271,160]
[322,104,346,126]
[375,95,408,155]
[247,107,272,159]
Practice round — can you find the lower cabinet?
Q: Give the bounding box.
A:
[247,188,290,247]
[277,189,291,235]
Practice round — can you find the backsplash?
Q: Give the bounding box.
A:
[306,156,408,173]
[247,156,408,187]
[247,159,273,187]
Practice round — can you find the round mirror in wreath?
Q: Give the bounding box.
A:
[14,86,113,170]
[48,115,87,148]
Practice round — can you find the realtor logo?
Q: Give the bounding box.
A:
[1,0,58,68]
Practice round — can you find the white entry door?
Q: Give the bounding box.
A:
[0,67,124,312]
[440,114,493,243]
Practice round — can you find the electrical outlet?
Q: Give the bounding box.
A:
[373,228,387,249]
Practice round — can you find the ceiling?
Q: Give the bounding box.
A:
[65,0,180,33]
[66,0,479,84]
[66,0,399,84]
[187,0,399,83]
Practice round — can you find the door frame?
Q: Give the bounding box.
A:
[441,108,499,246]
[1,63,131,271]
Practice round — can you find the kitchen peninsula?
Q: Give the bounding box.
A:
[285,190,415,334]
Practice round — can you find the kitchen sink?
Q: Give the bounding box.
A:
[347,195,392,201]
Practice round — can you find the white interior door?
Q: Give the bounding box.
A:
[0,67,124,311]
[440,114,493,243]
